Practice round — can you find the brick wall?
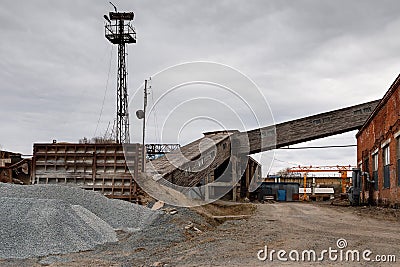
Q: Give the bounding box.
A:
[357,77,400,206]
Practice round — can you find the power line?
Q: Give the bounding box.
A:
[278,144,356,150]
[149,79,161,144]
[94,46,114,137]
[273,157,302,166]
[255,153,302,166]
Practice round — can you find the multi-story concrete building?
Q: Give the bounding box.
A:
[357,75,400,206]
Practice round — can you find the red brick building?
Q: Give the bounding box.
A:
[357,75,400,206]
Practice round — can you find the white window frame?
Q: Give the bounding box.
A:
[383,145,390,166]
[372,152,379,172]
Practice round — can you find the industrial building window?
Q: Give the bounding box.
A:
[313,119,321,125]
[364,157,369,176]
[267,129,275,136]
[363,107,372,113]
[357,162,363,189]
[372,153,378,191]
[397,137,400,186]
[383,145,390,188]
[322,117,331,123]
[210,151,216,158]
[312,118,330,125]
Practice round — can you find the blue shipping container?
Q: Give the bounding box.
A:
[277,190,286,201]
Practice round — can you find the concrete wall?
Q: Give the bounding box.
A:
[162,133,234,189]
[33,143,142,201]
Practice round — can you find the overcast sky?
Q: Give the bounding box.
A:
[1,0,400,175]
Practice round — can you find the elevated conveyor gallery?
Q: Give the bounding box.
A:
[148,100,380,197]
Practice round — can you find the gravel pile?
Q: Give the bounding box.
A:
[0,197,117,259]
[0,183,164,259]
[0,183,161,230]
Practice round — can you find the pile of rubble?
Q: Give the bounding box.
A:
[0,183,162,259]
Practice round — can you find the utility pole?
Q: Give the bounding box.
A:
[135,79,149,172]
[142,79,148,172]
[104,6,136,143]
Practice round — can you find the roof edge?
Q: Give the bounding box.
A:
[356,73,400,137]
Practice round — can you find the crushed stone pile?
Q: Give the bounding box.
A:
[0,183,163,259]
[0,197,117,259]
[0,183,161,230]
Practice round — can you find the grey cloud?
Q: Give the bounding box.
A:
[1,0,399,175]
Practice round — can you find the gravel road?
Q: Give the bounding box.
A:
[149,202,400,266]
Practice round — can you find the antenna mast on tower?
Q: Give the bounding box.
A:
[104,4,136,143]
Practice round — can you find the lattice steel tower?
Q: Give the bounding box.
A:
[104,8,136,143]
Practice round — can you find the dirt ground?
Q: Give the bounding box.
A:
[149,202,400,266]
[2,202,400,267]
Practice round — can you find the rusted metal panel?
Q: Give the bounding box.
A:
[0,150,31,184]
[0,159,11,168]
[0,168,12,183]
[32,143,142,201]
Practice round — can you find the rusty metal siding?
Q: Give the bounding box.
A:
[33,143,142,201]
[0,151,30,184]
